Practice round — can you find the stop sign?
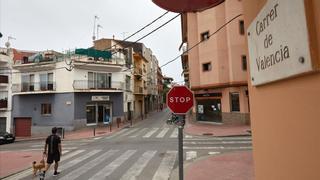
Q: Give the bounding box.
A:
[167,86,194,114]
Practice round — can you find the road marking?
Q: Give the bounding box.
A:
[183,141,252,145]
[183,146,252,150]
[30,143,86,147]
[170,128,178,138]
[156,128,170,138]
[59,149,119,180]
[105,128,129,139]
[59,150,101,171]
[89,150,137,180]
[143,128,159,138]
[184,137,252,141]
[119,128,140,137]
[2,150,85,180]
[208,152,220,155]
[129,128,148,138]
[120,151,157,180]
[186,151,197,160]
[185,135,193,138]
[93,137,102,140]
[152,151,177,180]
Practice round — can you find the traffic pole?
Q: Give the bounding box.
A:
[178,115,184,180]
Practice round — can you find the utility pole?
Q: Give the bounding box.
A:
[92,15,99,41]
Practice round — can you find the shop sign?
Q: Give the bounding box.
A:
[92,96,110,101]
[247,0,313,86]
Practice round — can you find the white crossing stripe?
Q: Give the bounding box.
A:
[59,150,101,171]
[62,150,69,154]
[105,128,129,139]
[120,151,157,180]
[208,152,220,155]
[30,143,86,147]
[156,128,170,138]
[184,137,252,141]
[119,128,140,137]
[2,150,85,180]
[93,137,102,140]
[59,150,119,180]
[185,135,193,138]
[186,151,197,160]
[143,128,159,138]
[129,128,148,138]
[183,146,252,150]
[170,128,178,138]
[152,151,177,180]
[183,141,252,145]
[89,150,137,180]
[20,147,77,151]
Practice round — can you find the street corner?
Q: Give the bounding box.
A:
[0,150,43,178]
[185,151,254,180]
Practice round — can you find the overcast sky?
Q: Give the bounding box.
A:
[0,0,183,82]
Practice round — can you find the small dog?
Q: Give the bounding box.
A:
[32,159,45,177]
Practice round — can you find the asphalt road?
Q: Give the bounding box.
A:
[3,110,252,180]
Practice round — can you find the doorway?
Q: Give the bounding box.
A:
[196,99,222,122]
[86,103,112,125]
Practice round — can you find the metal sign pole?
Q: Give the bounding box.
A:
[178,125,184,180]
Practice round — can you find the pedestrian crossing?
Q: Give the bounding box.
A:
[4,135,252,180]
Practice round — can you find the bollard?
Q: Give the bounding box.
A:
[117,118,121,128]
[93,127,96,136]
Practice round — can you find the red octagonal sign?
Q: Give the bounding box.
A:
[167,86,194,114]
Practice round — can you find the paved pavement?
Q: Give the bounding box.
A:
[0,109,254,179]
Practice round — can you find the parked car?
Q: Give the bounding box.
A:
[0,132,15,145]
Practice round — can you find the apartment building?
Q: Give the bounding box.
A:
[0,48,13,133]
[180,0,250,124]
[11,47,132,136]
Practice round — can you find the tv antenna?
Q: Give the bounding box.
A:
[97,24,103,40]
[92,15,99,41]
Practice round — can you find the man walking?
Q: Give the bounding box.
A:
[40,127,62,179]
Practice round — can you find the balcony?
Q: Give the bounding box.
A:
[73,80,124,91]
[12,82,56,93]
[72,56,125,72]
[134,68,143,77]
[0,99,8,109]
[134,86,144,95]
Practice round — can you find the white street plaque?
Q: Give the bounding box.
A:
[92,96,110,101]
[247,0,313,86]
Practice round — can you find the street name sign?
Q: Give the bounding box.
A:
[247,0,314,86]
[167,86,194,114]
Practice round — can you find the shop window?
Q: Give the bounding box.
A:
[41,104,52,115]
[242,55,247,71]
[201,31,210,41]
[239,20,245,35]
[126,75,131,90]
[202,62,212,72]
[230,93,240,112]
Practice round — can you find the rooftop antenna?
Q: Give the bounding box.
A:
[92,15,99,41]
[97,24,103,40]
[5,36,16,48]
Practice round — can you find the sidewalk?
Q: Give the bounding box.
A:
[181,113,254,180]
[184,114,251,137]
[0,120,132,178]
[185,151,254,180]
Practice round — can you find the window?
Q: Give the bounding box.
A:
[40,73,54,90]
[230,93,240,112]
[88,72,112,89]
[41,104,52,115]
[201,31,210,41]
[126,75,131,90]
[242,55,247,71]
[239,20,245,35]
[202,63,212,71]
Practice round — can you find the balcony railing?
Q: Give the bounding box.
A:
[0,99,8,108]
[12,82,56,93]
[134,86,144,94]
[73,80,124,90]
[134,68,143,76]
[0,75,8,84]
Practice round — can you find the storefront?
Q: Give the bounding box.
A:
[195,93,222,122]
[86,102,112,125]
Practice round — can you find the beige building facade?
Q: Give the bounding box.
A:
[181,0,250,124]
